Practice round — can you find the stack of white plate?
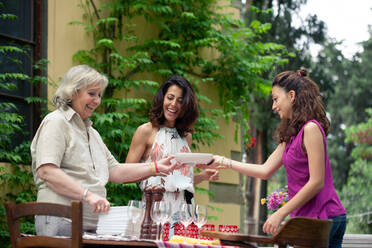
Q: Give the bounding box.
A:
[96,206,134,235]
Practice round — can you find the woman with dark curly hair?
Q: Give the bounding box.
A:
[126,75,218,235]
[205,69,346,248]
[148,75,199,139]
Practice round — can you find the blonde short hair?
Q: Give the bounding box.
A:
[53,65,108,109]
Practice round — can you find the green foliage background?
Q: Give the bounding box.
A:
[0,48,39,246]
[340,109,372,233]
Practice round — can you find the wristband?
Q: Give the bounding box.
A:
[149,162,156,175]
[82,189,89,201]
[154,161,159,173]
[228,159,233,169]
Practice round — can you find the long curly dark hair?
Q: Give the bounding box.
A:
[272,68,330,143]
[149,75,199,137]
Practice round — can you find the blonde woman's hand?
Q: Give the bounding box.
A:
[84,190,110,213]
[156,156,177,176]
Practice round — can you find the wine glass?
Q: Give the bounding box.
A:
[128,200,145,223]
[179,203,194,237]
[128,200,145,239]
[150,201,171,240]
[193,205,208,238]
[158,202,172,240]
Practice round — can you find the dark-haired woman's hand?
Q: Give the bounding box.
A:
[201,169,219,181]
[197,155,228,170]
[262,211,285,235]
[195,156,216,169]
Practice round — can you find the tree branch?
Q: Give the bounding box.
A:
[89,0,101,20]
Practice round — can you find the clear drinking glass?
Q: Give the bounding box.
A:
[128,200,145,239]
[158,202,172,240]
[150,201,171,240]
[179,203,194,237]
[193,205,208,238]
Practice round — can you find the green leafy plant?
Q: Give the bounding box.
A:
[341,109,372,233]
[0,48,40,246]
[0,4,51,245]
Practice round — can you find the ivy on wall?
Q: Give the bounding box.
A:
[0,40,40,248]
[0,5,49,245]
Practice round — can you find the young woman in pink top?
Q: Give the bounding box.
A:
[205,69,346,248]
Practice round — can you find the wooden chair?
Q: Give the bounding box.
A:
[202,217,333,248]
[5,201,82,248]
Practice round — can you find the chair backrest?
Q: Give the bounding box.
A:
[5,201,82,248]
[273,217,333,248]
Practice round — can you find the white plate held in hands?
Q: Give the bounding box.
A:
[174,153,213,165]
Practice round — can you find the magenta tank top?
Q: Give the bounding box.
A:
[282,120,346,219]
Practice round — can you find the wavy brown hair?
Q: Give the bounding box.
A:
[149,75,199,137]
[272,68,330,143]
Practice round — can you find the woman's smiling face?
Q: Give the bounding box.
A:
[271,85,294,119]
[71,83,103,120]
[163,84,184,127]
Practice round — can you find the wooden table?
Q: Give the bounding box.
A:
[201,217,333,248]
[82,217,334,248]
[83,238,157,247]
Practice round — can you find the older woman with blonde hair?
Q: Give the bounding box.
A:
[31,65,177,236]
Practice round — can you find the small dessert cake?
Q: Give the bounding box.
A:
[169,235,220,245]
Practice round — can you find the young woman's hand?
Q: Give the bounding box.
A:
[262,211,285,235]
[196,155,228,170]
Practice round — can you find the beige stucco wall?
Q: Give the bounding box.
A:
[47,0,243,228]
[47,0,95,104]
[192,0,243,226]
[193,80,242,227]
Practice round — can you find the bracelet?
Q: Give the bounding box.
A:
[154,161,159,173]
[149,162,156,175]
[82,189,89,202]
[228,159,233,169]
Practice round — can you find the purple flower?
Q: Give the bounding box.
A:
[262,186,288,212]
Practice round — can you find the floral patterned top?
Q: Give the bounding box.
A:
[139,126,194,195]
[139,126,194,237]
